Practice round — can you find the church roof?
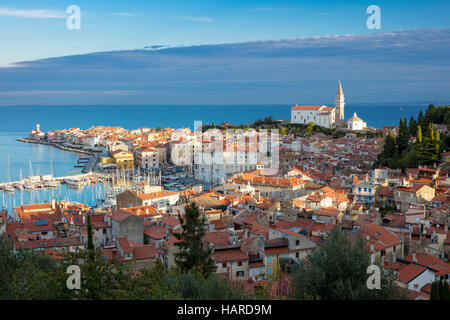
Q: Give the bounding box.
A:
[348,112,363,122]
[291,105,325,110]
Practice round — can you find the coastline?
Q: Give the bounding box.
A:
[17,138,96,156]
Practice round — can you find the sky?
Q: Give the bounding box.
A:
[0,0,449,105]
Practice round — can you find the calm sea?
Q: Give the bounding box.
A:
[0,104,427,212]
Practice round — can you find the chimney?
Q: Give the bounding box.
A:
[412,253,417,263]
[370,243,374,252]
[51,199,56,210]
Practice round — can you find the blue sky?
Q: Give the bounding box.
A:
[0,0,449,105]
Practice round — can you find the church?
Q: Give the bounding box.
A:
[291,81,345,128]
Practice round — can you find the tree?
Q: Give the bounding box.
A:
[291,228,402,300]
[60,248,134,300]
[409,116,418,137]
[306,122,315,134]
[430,279,450,300]
[417,125,422,142]
[174,202,216,277]
[86,212,95,262]
[396,117,409,155]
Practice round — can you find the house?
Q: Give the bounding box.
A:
[110,209,144,244]
[397,263,436,292]
[314,207,343,225]
[353,182,377,208]
[135,147,159,169]
[363,223,404,265]
[116,185,179,211]
[264,238,290,280]
[394,185,435,211]
[214,248,249,281]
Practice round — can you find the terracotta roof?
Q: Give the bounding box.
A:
[398,263,427,284]
[214,248,248,262]
[291,105,324,110]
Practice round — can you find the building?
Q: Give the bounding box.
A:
[335,81,345,124]
[394,185,435,211]
[363,223,404,265]
[347,112,367,131]
[135,147,159,169]
[110,150,134,169]
[353,182,378,208]
[116,185,180,211]
[110,209,144,244]
[291,105,336,128]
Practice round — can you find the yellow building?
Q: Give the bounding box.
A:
[110,150,134,169]
[264,239,290,280]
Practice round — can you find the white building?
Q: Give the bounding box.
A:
[136,147,159,169]
[291,105,336,128]
[347,112,367,131]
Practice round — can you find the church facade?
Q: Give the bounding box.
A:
[290,81,345,128]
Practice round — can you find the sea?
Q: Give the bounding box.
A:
[0,104,428,213]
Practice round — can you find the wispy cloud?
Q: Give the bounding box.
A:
[0,8,65,19]
[171,16,213,23]
[111,12,139,17]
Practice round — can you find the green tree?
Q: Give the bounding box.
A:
[430,279,450,300]
[396,117,410,155]
[409,116,418,137]
[174,203,216,277]
[291,228,402,300]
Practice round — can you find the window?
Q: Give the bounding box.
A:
[268,256,272,264]
[295,252,299,259]
[238,261,242,266]
[296,240,300,246]
[222,263,227,268]
[381,250,386,257]
[268,268,273,275]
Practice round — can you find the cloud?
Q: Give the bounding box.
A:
[0,28,449,105]
[111,12,139,17]
[171,16,213,23]
[0,8,65,18]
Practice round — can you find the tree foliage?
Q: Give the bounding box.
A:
[291,228,403,300]
[174,202,216,277]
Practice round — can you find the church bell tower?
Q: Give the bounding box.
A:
[335,80,345,124]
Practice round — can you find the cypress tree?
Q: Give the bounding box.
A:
[86,212,95,262]
[174,202,216,277]
[397,117,410,155]
[409,116,418,137]
[417,125,422,143]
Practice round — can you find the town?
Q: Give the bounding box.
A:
[1,83,449,300]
